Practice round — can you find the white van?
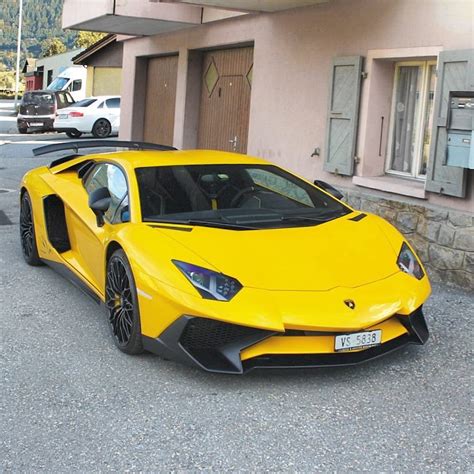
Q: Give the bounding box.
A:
[47,67,87,101]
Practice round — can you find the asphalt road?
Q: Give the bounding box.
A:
[0,135,472,472]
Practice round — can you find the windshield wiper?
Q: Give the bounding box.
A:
[145,218,256,230]
[279,209,348,223]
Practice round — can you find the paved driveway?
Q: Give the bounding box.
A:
[1,139,472,471]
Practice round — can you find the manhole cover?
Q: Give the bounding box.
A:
[0,210,13,225]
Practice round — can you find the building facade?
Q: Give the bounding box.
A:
[22,58,42,91]
[62,0,474,287]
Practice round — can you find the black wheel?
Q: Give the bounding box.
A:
[18,127,27,134]
[105,249,143,354]
[66,130,82,138]
[92,118,112,138]
[20,192,43,266]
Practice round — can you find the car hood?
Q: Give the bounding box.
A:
[155,213,401,291]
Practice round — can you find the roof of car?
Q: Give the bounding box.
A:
[87,95,120,100]
[91,149,269,168]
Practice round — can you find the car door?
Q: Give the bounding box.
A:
[105,98,121,132]
[64,162,129,292]
[56,91,75,112]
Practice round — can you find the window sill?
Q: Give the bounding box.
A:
[352,175,426,199]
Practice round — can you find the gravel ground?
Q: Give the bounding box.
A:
[1,140,472,472]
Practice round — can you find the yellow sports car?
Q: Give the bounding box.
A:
[21,141,430,373]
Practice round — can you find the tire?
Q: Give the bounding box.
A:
[105,249,143,354]
[66,131,82,138]
[18,128,27,134]
[92,118,112,138]
[19,192,43,266]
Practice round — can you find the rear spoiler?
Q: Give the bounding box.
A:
[32,140,177,168]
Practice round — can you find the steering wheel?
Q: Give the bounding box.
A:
[230,186,257,207]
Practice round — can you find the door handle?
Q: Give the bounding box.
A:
[229,136,238,151]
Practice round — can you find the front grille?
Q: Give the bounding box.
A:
[283,329,346,336]
[178,317,274,373]
[180,317,261,350]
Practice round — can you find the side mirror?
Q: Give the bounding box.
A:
[313,180,344,200]
[89,187,111,227]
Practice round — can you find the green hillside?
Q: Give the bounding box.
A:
[0,0,77,69]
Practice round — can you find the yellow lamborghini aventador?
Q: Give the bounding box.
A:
[20,141,430,373]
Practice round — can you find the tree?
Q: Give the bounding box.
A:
[41,37,66,57]
[75,31,107,49]
[0,70,17,91]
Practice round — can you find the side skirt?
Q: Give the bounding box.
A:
[43,258,102,305]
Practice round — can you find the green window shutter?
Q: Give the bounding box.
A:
[425,49,474,197]
[323,56,363,176]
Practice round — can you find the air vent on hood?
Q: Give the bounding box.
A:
[349,213,367,222]
[149,224,193,232]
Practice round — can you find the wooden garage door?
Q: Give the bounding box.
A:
[198,47,253,153]
[143,55,178,146]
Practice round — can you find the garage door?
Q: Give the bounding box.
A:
[92,68,122,96]
[143,55,178,146]
[198,47,253,153]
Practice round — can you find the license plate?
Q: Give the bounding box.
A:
[29,122,44,127]
[335,330,382,352]
[58,114,68,119]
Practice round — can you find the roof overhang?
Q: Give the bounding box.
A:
[169,0,330,12]
[62,0,203,36]
[63,0,330,36]
[72,34,117,64]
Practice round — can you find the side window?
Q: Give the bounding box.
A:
[105,98,120,109]
[98,101,105,109]
[84,164,129,223]
[72,79,82,91]
[247,168,314,207]
[107,166,129,223]
[84,164,108,194]
[65,92,75,104]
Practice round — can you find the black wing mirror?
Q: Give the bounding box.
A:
[89,187,111,227]
[313,180,344,200]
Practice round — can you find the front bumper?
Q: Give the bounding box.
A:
[142,307,429,374]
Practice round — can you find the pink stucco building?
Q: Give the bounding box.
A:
[62,0,474,287]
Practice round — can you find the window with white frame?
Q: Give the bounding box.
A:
[386,61,436,179]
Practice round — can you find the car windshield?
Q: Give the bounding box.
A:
[47,77,69,90]
[21,92,54,105]
[136,164,350,230]
[74,98,97,107]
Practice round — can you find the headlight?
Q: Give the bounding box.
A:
[397,242,424,280]
[173,260,242,301]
